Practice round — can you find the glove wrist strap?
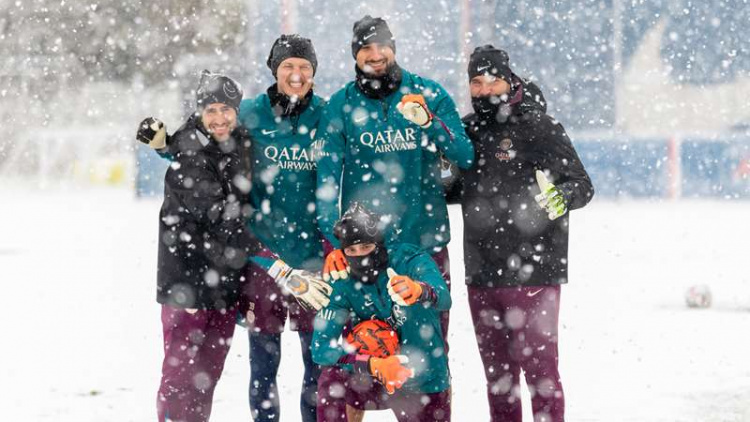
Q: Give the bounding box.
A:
[352,354,372,374]
[421,114,433,128]
[268,259,292,284]
[417,282,437,304]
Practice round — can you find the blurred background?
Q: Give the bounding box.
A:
[1,0,748,198]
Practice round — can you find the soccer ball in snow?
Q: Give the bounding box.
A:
[685,284,712,308]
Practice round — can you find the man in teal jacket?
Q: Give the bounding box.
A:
[236,34,327,422]
[137,34,328,422]
[312,203,452,422]
[315,16,473,345]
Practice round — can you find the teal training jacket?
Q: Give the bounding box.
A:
[315,69,474,253]
[238,93,326,270]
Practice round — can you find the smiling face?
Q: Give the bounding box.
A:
[276,57,314,99]
[355,43,396,76]
[200,103,237,142]
[470,74,511,98]
[343,242,377,257]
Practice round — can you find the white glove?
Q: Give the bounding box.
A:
[534,170,568,220]
[136,117,168,149]
[396,94,432,128]
[268,260,332,311]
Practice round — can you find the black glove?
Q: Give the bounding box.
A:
[136,117,168,149]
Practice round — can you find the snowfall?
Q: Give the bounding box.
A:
[1,186,749,422]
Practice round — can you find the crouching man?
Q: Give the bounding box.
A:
[311,203,452,422]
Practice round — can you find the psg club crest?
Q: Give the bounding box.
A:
[495,138,515,161]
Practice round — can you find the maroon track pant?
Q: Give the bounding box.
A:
[156,305,236,422]
[468,285,565,422]
[317,366,451,422]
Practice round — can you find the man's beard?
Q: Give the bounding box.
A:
[471,93,512,123]
[354,62,403,99]
[200,119,236,143]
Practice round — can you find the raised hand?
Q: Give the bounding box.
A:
[396,94,433,128]
[323,249,349,282]
[136,117,168,149]
[386,268,423,306]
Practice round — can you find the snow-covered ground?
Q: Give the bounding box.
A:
[1,186,749,421]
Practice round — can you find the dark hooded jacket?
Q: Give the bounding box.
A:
[156,115,264,309]
[448,76,594,287]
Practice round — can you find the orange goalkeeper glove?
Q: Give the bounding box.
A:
[323,249,350,282]
[386,268,425,306]
[369,355,414,394]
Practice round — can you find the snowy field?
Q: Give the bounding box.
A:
[1,186,749,422]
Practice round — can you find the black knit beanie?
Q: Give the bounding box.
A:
[333,202,384,248]
[468,45,512,84]
[195,70,243,113]
[266,34,318,77]
[351,15,396,58]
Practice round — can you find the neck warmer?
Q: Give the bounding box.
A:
[348,245,389,284]
[354,63,403,99]
[471,77,524,123]
[267,83,313,117]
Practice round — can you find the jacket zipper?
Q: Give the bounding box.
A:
[380,100,389,122]
[292,114,300,134]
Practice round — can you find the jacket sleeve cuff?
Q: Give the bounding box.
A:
[558,182,575,207]
[418,282,437,305]
[349,354,372,374]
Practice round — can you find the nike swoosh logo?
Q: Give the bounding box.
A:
[527,288,544,297]
[354,115,368,123]
[477,65,491,73]
[261,129,278,135]
[364,32,377,40]
[364,300,374,307]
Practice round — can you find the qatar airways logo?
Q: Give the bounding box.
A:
[264,140,325,171]
[359,128,418,153]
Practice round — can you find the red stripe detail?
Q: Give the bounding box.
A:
[667,137,681,199]
[434,116,455,142]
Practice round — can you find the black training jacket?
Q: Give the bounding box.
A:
[448,77,594,287]
[156,115,263,309]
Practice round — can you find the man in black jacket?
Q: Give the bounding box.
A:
[146,71,330,422]
[449,45,594,422]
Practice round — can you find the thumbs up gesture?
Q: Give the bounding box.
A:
[396,94,433,128]
[386,268,423,306]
